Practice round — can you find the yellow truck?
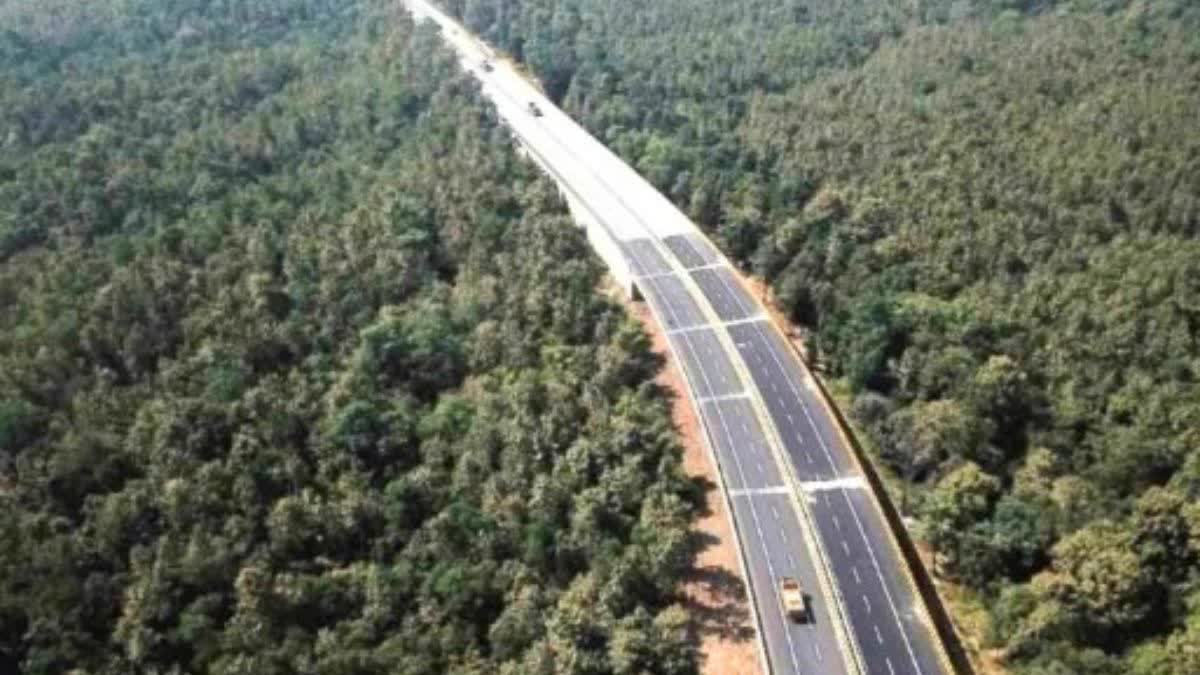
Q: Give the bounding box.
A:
[780,577,807,622]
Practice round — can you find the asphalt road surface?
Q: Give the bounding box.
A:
[729,321,944,675]
[405,3,950,673]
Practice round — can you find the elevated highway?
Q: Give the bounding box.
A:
[404,3,954,674]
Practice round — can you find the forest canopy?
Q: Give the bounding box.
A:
[0,1,701,673]
[440,0,1200,671]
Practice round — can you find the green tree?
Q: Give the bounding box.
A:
[1033,522,1152,643]
[922,462,1000,579]
[1130,486,1198,585]
[886,398,986,480]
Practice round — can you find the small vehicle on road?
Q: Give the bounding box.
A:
[780,577,807,622]
[527,101,543,117]
[481,60,494,72]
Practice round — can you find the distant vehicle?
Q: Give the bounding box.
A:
[481,60,494,72]
[527,101,543,117]
[780,577,807,622]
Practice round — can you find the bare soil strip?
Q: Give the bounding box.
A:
[625,296,765,675]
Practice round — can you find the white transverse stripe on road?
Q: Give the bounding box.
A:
[636,262,726,279]
[634,269,682,282]
[699,393,751,404]
[666,314,767,336]
[798,477,868,492]
[728,486,791,497]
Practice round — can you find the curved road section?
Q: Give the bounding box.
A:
[405,3,952,674]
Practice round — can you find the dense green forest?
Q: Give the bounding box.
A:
[441,0,1200,671]
[0,1,702,673]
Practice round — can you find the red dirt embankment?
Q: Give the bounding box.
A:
[625,297,764,675]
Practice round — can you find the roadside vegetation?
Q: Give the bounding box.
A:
[0,1,702,673]
[441,0,1200,671]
